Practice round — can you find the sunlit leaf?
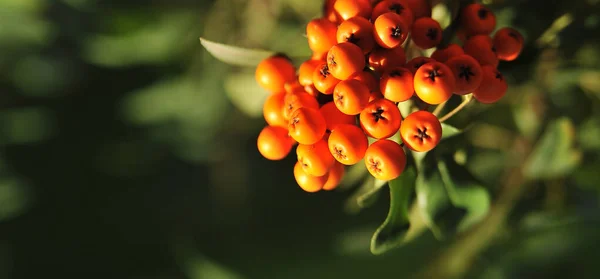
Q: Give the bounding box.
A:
[200,37,275,67]
[356,179,387,208]
[370,166,417,255]
[224,71,270,117]
[437,160,490,232]
[524,118,582,179]
[441,123,462,139]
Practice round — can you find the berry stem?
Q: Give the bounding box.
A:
[438,94,473,122]
[432,101,447,116]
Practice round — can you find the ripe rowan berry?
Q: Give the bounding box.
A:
[337,16,376,54]
[327,42,366,80]
[460,3,496,36]
[328,124,369,165]
[463,35,499,68]
[313,63,341,94]
[369,90,385,102]
[283,91,320,120]
[360,98,402,139]
[263,92,287,128]
[493,27,524,61]
[334,0,373,21]
[333,79,371,115]
[353,70,379,92]
[323,0,339,23]
[288,107,327,145]
[323,162,345,191]
[368,45,407,73]
[430,43,464,63]
[405,0,432,19]
[445,54,483,95]
[297,139,336,177]
[364,139,406,180]
[306,18,338,56]
[400,110,442,152]
[257,126,295,160]
[255,55,296,93]
[319,101,357,131]
[413,61,455,104]
[299,59,323,87]
[405,56,435,74]
[294,161,328,192]
[473,65,508,104]
[374,12,409,49]
[411,17,442,49]
[284,80,307,95]
[380,67,414,102]
[372,0,414,27]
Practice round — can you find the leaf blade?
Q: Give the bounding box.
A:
[199,37,275,67]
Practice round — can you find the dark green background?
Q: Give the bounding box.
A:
[1,0,599,278]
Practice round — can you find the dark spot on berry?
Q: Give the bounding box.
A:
[414,127,430,142]
[491,46,497,53]
[495,72,503,80]
[508,31,520,40]
[390,70,402,77]
[388,3,404,14]
[328,54,337,67]
[427,69,440,82]
[334,147,346,160]
[369,159,381,173]
[291,117,300,126]
[372,107,386,122]
[346,33,360,45]
[391,26,403,38]
[320,65,330,77]
[458,65,475,81]
[477,8,488,19]
[426,28,438,41]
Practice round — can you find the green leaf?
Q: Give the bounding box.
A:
[441,123,462,139]
[523,118,582,179]
[200,37,275,67]
[370,166,417,255]
[224,71,270,117]
[437,160,490,232]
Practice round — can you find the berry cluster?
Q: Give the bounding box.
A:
[255,0,523,192]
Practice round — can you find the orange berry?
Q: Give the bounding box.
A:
[297,139,336,177]
[294,161,328,192]
[257,126,295,160]
[374,12,409,49]
[405,0,432,19]
[328,124,369,165]
[430,43,464,63]
[263,92,287,128]
[463,35,499,67]
[368,45,407,73]
[364,139,406,180]
[299,59,323,86]
[473,65,508,104]
[313,63,341,94]
[333,79,371,115]
[493,27,524,61]
[327,42,366,80]
[255,55,296,93]
[410,17,442,49]
[445,54,483,95]
[405,56,435,74]
[319,102,357,131]
[337,16,376,53]
[400,110,442,152]
[283,91,320,120]
[372,0,414,27]
[360,98,402,139]
[334,0,373,21]
[323,162,345,191]
[380,67,414,102]
[413,61,455,105]
[353,70,379,92]
[306,18,338,55]
[288,107,327,145]
[460,3,496,36]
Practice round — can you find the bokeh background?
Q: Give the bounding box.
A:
[1,0,600,278]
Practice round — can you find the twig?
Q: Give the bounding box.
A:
[432,101,448,116]
[438,94,473,122]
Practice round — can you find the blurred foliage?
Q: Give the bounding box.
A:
[0,0,598,278]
